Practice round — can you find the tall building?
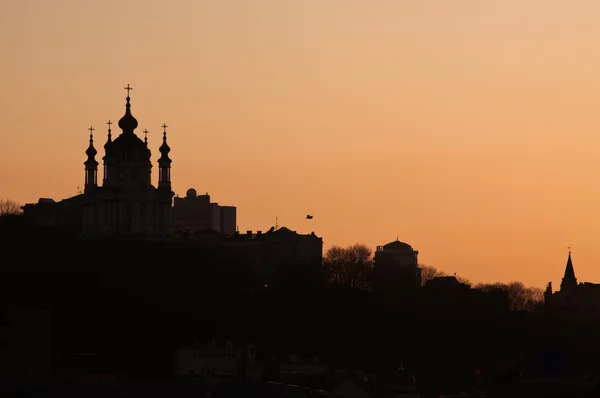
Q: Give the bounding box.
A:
[372,238,422,292]
[172,189,237,236]
[22,86,175,237]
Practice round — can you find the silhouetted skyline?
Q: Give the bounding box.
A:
[6,2,600,287]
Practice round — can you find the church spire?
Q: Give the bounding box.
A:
[560,248,577,291]
[158,123,172,189]
[84,126,99,192]
[117,84,138,134]
[104,120,113,153]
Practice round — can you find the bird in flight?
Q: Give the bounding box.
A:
[306,214,313,220]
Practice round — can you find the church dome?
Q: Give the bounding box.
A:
[186,188,197,198]
[118,96,138,132]
[86,143,97,158]
[104,135,113,154]
[385,366,417,393]
[104,122,113,154]
[84,128,98,166]
[159,133,171,155]
[158,127,172,165]
[383,240,413,252]
[110,94,149,162]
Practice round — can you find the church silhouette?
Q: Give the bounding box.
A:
[22,85,175,237]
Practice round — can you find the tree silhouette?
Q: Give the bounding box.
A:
[323,243,373,290]
[420,264,471,287]
[420,264,446,286]
[0,199,21,217]
[475,281,543,312]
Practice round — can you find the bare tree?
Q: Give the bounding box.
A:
[323,243,373,290]
[475,281,544,312]
[0,198,22,217]
[420,264,446,286]
[420,264,471,287]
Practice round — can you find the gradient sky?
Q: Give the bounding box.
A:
[3,0,600,287]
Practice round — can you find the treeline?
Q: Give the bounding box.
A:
[323,243,545,313]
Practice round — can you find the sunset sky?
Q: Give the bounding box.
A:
[4,1,600,286]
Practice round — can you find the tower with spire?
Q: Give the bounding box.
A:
[157,123,174,232]
[541,248,600,319]
[79,85,174,237]
[84,126,98,193]
[560,249,577,292]
[158,124,172,190]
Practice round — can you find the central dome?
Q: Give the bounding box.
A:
[111,132,149,161]
[118,96,138,133]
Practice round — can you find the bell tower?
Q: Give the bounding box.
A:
[84,126,98,193]
[157,123,174,234]
[158,123,172,190]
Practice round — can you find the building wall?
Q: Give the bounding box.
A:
[210,203,221,233]
[220,206,237,236]
[174,341,256,381]
[222,228,323,281]
[172,191,236,235]
[373,241,421,292]
[546,283,600,318]
[0,307,52,385]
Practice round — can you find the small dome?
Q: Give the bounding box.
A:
[383,240,413,252]
[85,132,98,166]
[118,97,138,133]
[158,131,172,164]
[86,144,97,158]
[186,188,197,198]
[386,366,417,393]
[159,134,171,155]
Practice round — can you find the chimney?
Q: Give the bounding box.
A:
[246,230,252,236]
[256,231,262,235]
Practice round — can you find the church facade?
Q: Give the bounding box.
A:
[22,86,174,237]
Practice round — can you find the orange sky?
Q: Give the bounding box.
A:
[3,1,600,287]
